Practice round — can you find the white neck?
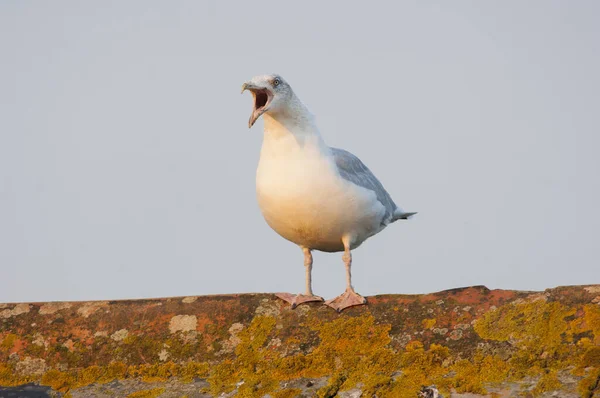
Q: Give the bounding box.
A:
[262,95,326,150]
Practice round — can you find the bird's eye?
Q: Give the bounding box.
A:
[273,78,280,86]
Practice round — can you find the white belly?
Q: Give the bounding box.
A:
[256,141,386,252]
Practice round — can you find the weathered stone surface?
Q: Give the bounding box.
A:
[0,285,599,397]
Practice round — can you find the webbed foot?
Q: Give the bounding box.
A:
[275,293,324,309]
[324,288,367,312]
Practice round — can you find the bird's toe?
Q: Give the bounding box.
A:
[325,289,367,312]
[275,293,324,309]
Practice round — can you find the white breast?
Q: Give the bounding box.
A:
[256,133,386,252]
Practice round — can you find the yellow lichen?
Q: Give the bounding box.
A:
[452,352,510,394]
[578,367,600,398]
[532,370,563,396]
[76,365,103,386]
[97,361,127,382]
[584,304,600,344]
[0,333,18,352]
[0,363,35,386]
[3,293,597,397]
[303,315,398,384]
[126,387,166,398]
[40,369,75,393]
[317,374,346,398]
[474,300,576,377]
[272,388,303,398]
[387,341,452,397]
[208,316,280,397]
[208,314,400,397]
[20,360,210,394]
[422,318,437,329]
[127,362,178,383]
[582,346,600,368]
[179,361,210,383]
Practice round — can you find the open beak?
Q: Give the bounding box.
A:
[241,82,273,128]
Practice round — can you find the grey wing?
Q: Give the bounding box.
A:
[330,147,398,223]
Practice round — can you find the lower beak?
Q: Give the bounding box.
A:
[241,82,268,128]
[248,108,263,128]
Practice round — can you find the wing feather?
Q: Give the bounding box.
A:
[330,147,398,223]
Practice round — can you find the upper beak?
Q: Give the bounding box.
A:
[241,82,258,94]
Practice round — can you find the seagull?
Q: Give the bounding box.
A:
[241,74,416,312]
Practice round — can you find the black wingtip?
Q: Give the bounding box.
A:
[396,212,418,220]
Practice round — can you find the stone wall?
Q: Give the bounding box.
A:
[1,285,600,397]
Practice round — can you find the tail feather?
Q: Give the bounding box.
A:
[392,211,417,222]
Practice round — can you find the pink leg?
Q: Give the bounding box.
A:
[324,239,367,312]
[276,247,324,308]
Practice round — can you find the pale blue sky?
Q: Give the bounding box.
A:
[1,1,599,303]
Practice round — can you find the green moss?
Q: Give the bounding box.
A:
[126,387,165,398]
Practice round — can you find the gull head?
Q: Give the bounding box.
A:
[241,74,293,128]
